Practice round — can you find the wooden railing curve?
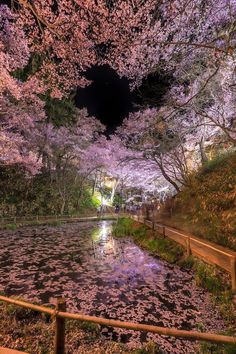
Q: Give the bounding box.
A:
[131,215,236,291]
[0,295,235,354]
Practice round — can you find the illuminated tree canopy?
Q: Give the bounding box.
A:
[1,0,236,198]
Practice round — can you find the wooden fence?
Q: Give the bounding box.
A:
[131,215,236,291]
[0,295,235,354]
[0,213,124,228]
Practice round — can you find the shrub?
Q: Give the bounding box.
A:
[194,262,225,294]
[5,223,17,230]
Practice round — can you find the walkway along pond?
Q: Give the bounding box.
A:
[0,221,228,353]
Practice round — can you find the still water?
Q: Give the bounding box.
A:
[0,221,226,353]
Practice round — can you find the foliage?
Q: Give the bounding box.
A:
[181,258,236,328]
[165,152,236,250]
[43,94,77,127]
[178,255,195,269]
[199,342,236,354]
[134,341,163,354]
[5,223,17,230]
[0,166,98,216]
[112,192,125,206]
[194,261,225,295]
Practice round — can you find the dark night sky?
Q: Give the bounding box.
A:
[76,65,132,134]
[76,65,170,134]
[2,0,171,134]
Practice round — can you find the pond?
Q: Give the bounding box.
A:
[0,221,226,353]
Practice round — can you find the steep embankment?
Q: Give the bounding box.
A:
[160,151,236,251]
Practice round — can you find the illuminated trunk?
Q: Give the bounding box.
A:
[60,199,66,215]
[199,137,208,164]
[110,179,119,204]
[155,157,180,193]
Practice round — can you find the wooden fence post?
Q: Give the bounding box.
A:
[186,236,191,257]
[230,257,236,292]
[152,212,155,231]
[163,226,165,238]
[54,298,66,354]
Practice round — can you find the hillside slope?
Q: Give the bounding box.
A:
[159,151,236,250]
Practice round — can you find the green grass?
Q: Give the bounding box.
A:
[143,238,183,263]
[184,259,235,324]
[133,341,163,354]
[199,341,236,354]
[178,255,195,269]
[66,319,100,335]
[5,223,17,230]
[194,261,225,295]
[113,218,236,343]
[112,217,135,237]
[179,258,236,331]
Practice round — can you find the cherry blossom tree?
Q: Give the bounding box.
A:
[0,5,45,172]
[33,108,104,213]
[2,0,236,204]
[8,0,235,95]
[117,107,198,192]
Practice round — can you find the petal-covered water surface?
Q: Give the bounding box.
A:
[0,221,226,353]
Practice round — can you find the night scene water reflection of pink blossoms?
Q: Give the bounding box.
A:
[0,221,227,353]
[1,0,236,352]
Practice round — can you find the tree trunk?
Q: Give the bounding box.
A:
[110,179,118,204]
[156,159,180,192]
[92,174,97,196]
[199,137,208,164]
[60,199,66,215]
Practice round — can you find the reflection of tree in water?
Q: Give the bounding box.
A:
[92,223,121,259]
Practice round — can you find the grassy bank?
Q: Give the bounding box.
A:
[113,217,236,354]
[180,256,236,354]
[1,215,121,231]
[159,151,236,250]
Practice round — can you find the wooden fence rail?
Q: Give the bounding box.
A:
[0,295,235,354]
[0,213,125,228]
[131,215,236,291]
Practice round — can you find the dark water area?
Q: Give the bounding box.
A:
[0,221,226,353]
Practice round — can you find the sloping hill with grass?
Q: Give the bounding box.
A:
[159,151,236,250]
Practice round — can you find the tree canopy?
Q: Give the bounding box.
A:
[0,0,236,205]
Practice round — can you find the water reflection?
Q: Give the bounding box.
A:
[92,222,117,258]
[0,220,226,353]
